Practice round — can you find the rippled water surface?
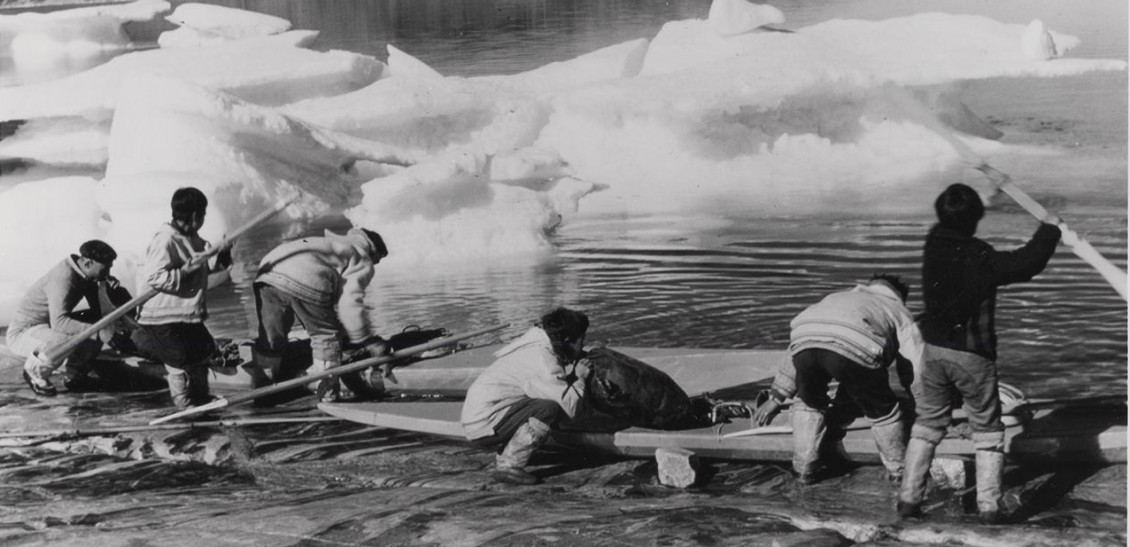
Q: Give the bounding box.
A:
[173,0,1129,401]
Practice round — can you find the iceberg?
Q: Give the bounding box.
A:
[1021,19,1059,61]
[0,33,384,122]
[98,73,416,260]
[0,0,168,69]
[0,177,106,326]
[707,0,785,37]
[0,2,1124,323]
[159,3,296,48]
[345,152,594,263]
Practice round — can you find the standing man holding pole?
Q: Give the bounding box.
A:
[10,240,132,396]
[131,187,233,410]
[898,181,1061,524]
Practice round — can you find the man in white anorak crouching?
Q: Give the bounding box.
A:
[8,240,132,396]
[461,308,592,485]
[754,274,922,485]
[252,227,390,403]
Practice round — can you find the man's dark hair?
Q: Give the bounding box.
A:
[870,273,910,302]
[79,240,117,264]
[539,307,589,346]
[361,229,388,260]
[171,187,208,224]
[934,183,984,235]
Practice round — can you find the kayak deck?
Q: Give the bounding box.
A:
[320,398,1126,464]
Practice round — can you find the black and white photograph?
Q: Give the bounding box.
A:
[0,0,1126,545]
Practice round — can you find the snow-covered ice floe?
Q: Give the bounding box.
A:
[0,0,1125,323]
[0,0,168,71]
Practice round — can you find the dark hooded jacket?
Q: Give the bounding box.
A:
[919,223,1060,361]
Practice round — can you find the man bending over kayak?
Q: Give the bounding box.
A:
[754,274,922,485]
[252,227,391,403]
[461,307,591,485]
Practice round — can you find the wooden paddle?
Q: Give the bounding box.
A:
[889,86,1127,300]
[149,323,510,425]
[39,199,295,368]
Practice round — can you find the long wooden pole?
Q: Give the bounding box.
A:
[149,323,510,425]
[0,416,342,440]
[41,199,295,367]
[889,86,1127,300]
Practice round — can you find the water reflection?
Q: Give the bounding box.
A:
[170,0,706,75]
[203,212,1127,404]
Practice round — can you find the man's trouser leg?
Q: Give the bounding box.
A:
[249,348,282,389]
[186,361,212,406]
[899,344,963,518]
[62,339,103,390]
[791,349,842,483]
[832,357,906,484]
[280,293,358,402]
[953,353,1007,524]
[253,283,292,389]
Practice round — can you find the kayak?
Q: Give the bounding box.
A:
[322,345,1127,465]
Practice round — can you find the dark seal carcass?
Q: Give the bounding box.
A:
[581,347,707,430]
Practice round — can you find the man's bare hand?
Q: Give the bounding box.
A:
[753,398,783,426]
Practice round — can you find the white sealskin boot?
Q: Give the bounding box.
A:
[870,406,907,485]
[165,366,191,410]
[790,405,826,485]
[22,352,58,397]
[493,418,552,485]
[897,436,938,519]
[311,358,342,403]
[975,449,1006,524]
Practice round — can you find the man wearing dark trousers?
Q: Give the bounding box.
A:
[899,179,1061,524]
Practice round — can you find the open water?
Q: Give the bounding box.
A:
[0,0,1126,545]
